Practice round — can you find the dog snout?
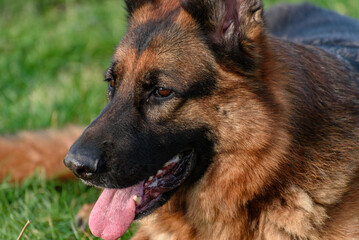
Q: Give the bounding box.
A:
[64,147,102,180]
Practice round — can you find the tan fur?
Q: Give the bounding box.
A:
[0,126,83,182]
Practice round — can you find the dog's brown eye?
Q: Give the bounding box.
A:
[155,87,172,98]
[109,79,115,88]
[105,78,116,90]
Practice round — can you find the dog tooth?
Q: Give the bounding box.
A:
[157,170,163,176]
[164,162,173,167]
[133,195,142,205]
[164,155,180,167]
[148,176,154,182]
[171,154,180,163]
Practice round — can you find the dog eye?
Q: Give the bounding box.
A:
[105,78,116,91]
[108,79,115,89]
[154,87,172,98]
[105,78,116,100]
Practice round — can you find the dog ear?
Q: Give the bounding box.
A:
[180,0,264,70]
[180,0,263,44]
[125,0,154,16]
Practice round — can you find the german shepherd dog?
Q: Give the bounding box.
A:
[64,0,359,239]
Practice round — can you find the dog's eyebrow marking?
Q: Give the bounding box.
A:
[104,68,112,80]
[146,69,160,85]
[104,62,116,79]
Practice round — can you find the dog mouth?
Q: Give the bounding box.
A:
[135,149,195,216]
[88,149,196,240]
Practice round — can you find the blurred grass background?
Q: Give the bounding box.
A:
[0,0,358,239]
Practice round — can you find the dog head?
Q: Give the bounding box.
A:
[64,0,272,239]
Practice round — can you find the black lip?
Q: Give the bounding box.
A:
[134,150,196,219]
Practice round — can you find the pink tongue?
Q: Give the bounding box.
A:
[89,182,144,240]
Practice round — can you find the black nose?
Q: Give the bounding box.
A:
[64,147,101,179]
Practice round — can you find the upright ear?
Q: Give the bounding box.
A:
[180,0,264,70]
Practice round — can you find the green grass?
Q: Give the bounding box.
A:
[0,0,358,239]
[0,172,98,239]
[0,0,127,133]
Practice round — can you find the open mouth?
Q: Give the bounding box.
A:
[88,149,196,240]
[134,149,195,216]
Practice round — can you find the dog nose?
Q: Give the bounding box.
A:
[64,152,100,179]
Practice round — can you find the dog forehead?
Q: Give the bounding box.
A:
[112,8,207,84]
[131,17,182,56]
[115,0,202,56]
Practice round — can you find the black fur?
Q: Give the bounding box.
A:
[265,3,359,70]
[125,0,153,17]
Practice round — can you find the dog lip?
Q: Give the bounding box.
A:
[134,149,196,218]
